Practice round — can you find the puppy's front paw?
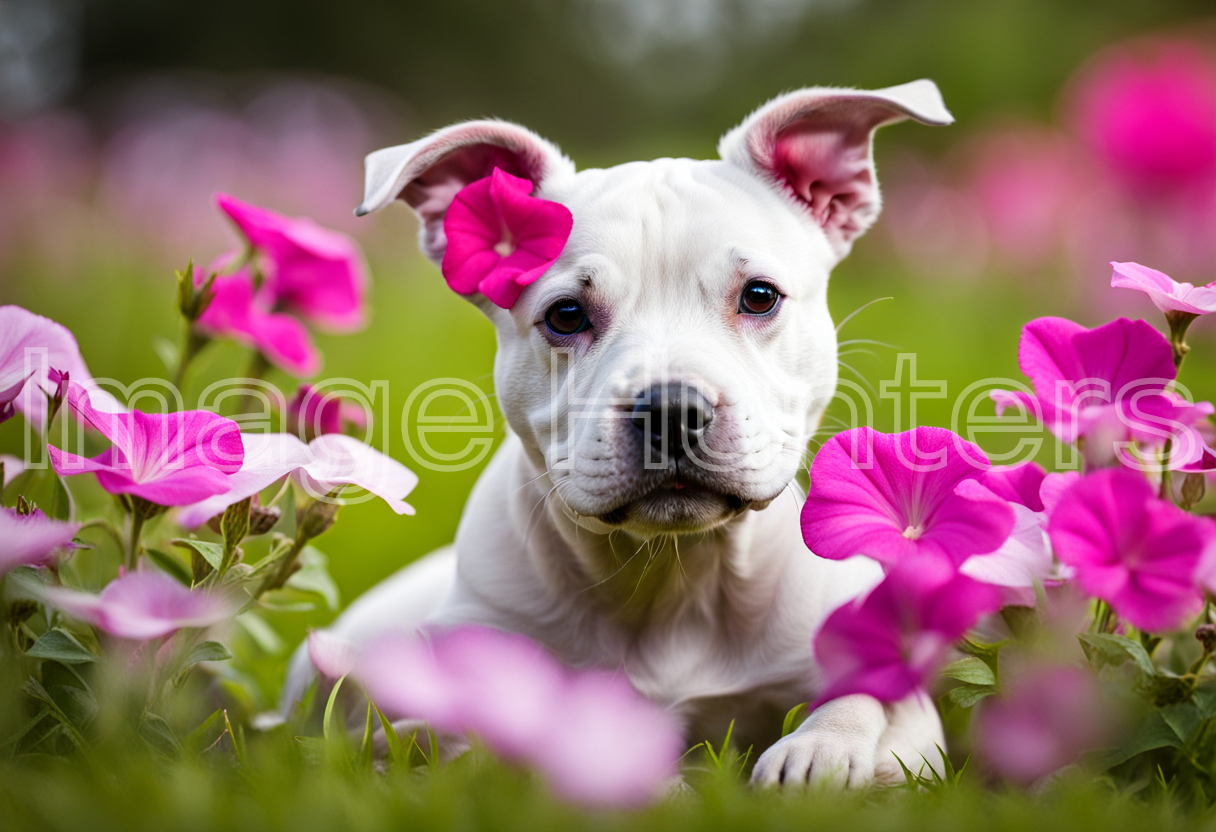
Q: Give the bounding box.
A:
[749,731,876,790]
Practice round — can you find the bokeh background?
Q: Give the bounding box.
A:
[4,0,1216,694]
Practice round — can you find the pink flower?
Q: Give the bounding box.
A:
[356,626,682,808]
[196,266,322,378]
[48,382,244,506]
[307,629,357,679]
[0,305,117,430]
[40,571,234,640]
[1048,467,1215,632]
[801,427,1015,568]
[1070,39,1216,200]
[216,193,368,332]
[813,560,1002,706]
[973,663,1107,785]
[0,508,80,575]
[442,168,573,309]
[286,384,367,442]
[176,432,416,528]
[1111,261,1216,317]
[991,317,1199,466]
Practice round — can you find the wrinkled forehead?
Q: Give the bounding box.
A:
[539,158,834,302]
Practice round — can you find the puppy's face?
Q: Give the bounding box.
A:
[359,82,951,538]
[494,159,837,535]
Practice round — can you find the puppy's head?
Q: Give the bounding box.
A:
[360,82,951,538]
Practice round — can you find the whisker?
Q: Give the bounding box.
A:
[834,296,892,334]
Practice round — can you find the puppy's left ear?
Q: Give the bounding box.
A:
[718,79,953,258]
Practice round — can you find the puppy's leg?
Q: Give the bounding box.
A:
[750,694,887,789]
[873,691,946,785]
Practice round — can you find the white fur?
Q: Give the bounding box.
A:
[288,81,953,787]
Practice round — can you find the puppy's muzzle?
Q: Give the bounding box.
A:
[630,383,714,462]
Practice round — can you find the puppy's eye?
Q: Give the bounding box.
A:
[544,299,591,335]
[738,280,780,316]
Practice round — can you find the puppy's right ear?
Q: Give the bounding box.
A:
[356,120,575,264]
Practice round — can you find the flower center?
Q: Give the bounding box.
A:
[494,222,515,258]
[902,523,925,541]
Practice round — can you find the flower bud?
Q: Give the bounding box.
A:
[249,504,282,536]
[1181,472,1206,510]
[1197,623,1216,654]
[286,384,368,442]
[297,498,339,542]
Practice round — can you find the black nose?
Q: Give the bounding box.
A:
[630,383,714,458]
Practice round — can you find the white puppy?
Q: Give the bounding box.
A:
[289,80,953,788]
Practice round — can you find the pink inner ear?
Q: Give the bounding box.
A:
[769,120,874,240]
[402,144,531,220]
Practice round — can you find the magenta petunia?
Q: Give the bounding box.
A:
[0,305,118,430]
[176,432,416,528]
[196,267,322,378]
[991,317,1200,466]
[1048,467,1216,632]
[216,193,368,332]
[355,626,681,808]
[441,167,573,309]
[286,384,367,442]
[801,426,1015,568]
[0,508,80,576]
[40,570,234,640]
[1111,261,1216,317]
[973,663,1107,785]
[813,559,1002,707]
[48,382,244,506]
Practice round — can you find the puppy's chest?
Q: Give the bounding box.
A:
[621,620,812,714]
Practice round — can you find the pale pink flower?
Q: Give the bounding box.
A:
[1111,261,1216,316]
[41,571,234,640]
[0,508,80,575]
[176,432,416,528]
[356,626,682,808]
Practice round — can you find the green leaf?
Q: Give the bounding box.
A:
[182,640,233,669]
[957,638,1005,675]
[140,712,181,755]
[1079,632,1157,677]
[323,675,347,743]
[49,685,98,731]
[358,703,376,771]
[781,702,808,738]
[373,703,410,770]
[1094,711,1184,770]
[940,656,996,686]
[219,497,252,574]
[1160,701,1202,744]
[183,709,226,755]
[172,538,224,571]
[25,628,98,665]
[946,682,996,709]
[146,547,193,586]
[285,546,340,611]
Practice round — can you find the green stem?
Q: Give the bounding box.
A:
[1159,438,1174,502]
[127,509,147,571]
[236,351,271,415]
[173,328,210,390]
[1166,310,1198,373]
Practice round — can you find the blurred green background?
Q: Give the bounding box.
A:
[4,0,1216,673]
